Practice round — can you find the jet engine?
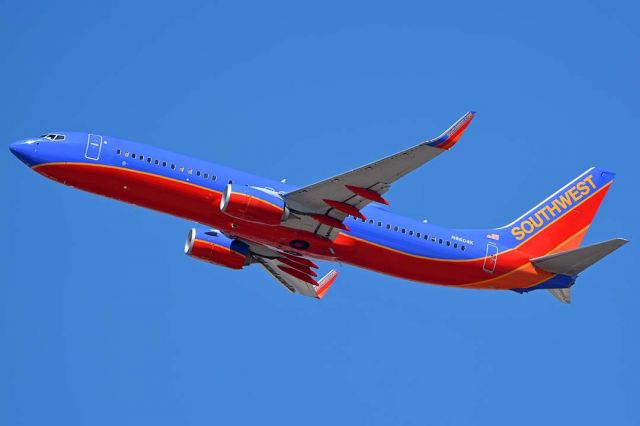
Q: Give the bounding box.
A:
[220,184,289,225]
[184,228,250,269]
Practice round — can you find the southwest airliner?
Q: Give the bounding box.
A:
[9,112,627,303]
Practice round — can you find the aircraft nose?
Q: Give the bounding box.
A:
[9,140,38,167]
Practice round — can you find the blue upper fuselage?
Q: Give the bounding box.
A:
[9,131,496,261]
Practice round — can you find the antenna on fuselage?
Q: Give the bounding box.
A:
[281,178,287,183]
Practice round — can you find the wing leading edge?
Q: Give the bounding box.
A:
[281,111,475,238]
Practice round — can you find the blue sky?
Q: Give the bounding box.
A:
[1,1,639,424]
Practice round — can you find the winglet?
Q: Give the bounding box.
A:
[315,269,338,299]
[426,111,476,150]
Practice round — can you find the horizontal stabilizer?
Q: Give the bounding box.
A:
[531,238,628,276]
[548,288,572,304]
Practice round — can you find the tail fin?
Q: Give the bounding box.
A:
[499,167,616,257]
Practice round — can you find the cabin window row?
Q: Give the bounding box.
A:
[356,217,466,251]
[115,149,217,181]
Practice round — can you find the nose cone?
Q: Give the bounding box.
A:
[9,140,38,167]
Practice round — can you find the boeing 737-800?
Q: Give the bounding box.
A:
[9,112,627,303]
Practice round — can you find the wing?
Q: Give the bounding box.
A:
[257,257,338,299]
[238,238,338,299]
[282,111,476,238]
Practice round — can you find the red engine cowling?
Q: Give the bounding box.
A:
[184,228,250,269]
[220,184,289,225]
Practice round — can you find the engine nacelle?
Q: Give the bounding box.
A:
[184,228,250,269]
[220,184,289,225]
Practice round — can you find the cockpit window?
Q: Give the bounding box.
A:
[40,133,66,141]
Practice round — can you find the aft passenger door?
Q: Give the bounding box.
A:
[483,243,499,273]
[85,134,103,160]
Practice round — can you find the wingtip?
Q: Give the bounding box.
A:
[315,269,339,299]
[427,111,476,150]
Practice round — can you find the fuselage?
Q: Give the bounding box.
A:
[10,132,579,291]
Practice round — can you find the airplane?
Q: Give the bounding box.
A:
[9,112,628,303]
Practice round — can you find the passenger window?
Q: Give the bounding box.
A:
[416,232,421,238]
[424,234,428,240]
[431,236,436,242]
[132,153,136,159]
[196,171,201,177]
[439,238,443,244]
[386,224,391,230]
[369,219,374,224]
[179,166,185,172]
[171,164,176,170]
[116,149,121,155]
[147,157,151,163]
[204,173,209,179]
[154,159,159,165]
[212,175,217,181]
[446,241,451,246]
[394,226,398,231]
[401,228,406,234]
[125,151,130,157]
[188,168,193,175]
[454,243,458,249]
[378,221,382,227]
[461,245,466,251]
[139,155,144,161]
[409,230,413,236]
[162,161,167,167]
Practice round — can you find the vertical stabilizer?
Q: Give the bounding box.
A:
[499,167,616,257]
